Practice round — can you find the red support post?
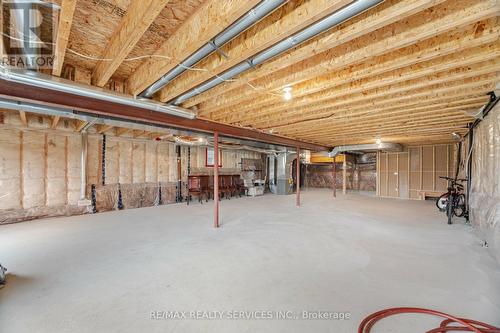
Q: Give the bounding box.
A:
[214,131,219,228]
[296,146,301,207]
[333,158,337,198]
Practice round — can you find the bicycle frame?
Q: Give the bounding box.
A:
[436,176,467,224]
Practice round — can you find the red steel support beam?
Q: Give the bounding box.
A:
[296,146,300,207]
[214,131,219,228]
[0,79,327,152]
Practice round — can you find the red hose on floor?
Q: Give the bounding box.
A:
[358,307,500,333]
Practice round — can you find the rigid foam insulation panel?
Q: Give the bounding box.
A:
[377,144,455,199]
[470,103,500,264]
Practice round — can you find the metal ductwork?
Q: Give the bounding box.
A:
[170,0,384,105]
[0,69,196,119]
[140,0,287,98]
[328,143,403,157]
[0,97,196,136]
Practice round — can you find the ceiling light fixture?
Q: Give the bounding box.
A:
[169,0,384,105]
[375,138,382,144]
[451,132,462,141]
[283,87,292,101]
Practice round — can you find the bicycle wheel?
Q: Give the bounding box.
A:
[454,194,466,217]
[436,193,448,211]
[447,194,454,224]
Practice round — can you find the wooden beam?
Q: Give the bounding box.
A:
[133,130,146,138]
[97,124,113,134]
[126,0,260,96]
[75,120,87,132]
[116,127,132,136]
[194,0,500,111]
[243,67,499,128]
[92,0,171,87]
[257,87,494,131]
[342,156,347,195]
[275,95,488,127]
[185,0,493,108]
[279,103,484,136]
[231,65,500,127]
[52,0,78,76]
[222,51,500,124]
[51,116,61,129]
[291,115,473,138]
[19,111,27,127]
[157,0,352,102]
[209,40,500,118]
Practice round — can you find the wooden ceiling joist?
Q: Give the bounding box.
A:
[184,0,451,108]
[252,78,497,132]
[116,127,133,137]
[52,0,78,76]
[303,121,471,140]
[216,50,500,124]
[195,0,499,114]
[157,0,352,102]
[51,116,61,129]
[75,120,88,132]
[126,0,261,96]
[3,0,498,146]
[19,111,27,127]
[252,81,495,127]
[275,102,486,135]
[227,64,500,126]
[285,112,478,137]
[92,0,171,87]
[96,124,114,134]
[205,37,500,118]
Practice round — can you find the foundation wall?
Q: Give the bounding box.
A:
[306,154,376,192]
[0,110,263,224]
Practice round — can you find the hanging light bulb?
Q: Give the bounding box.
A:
[283,86,292,101]
[375,138,382,144]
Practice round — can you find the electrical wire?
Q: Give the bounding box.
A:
[358,307,500,333]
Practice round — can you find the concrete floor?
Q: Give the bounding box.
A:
[1,189,499,333]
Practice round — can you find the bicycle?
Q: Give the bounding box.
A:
[436,176,467,224]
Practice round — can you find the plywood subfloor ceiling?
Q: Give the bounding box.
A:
[39,0,500,146]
